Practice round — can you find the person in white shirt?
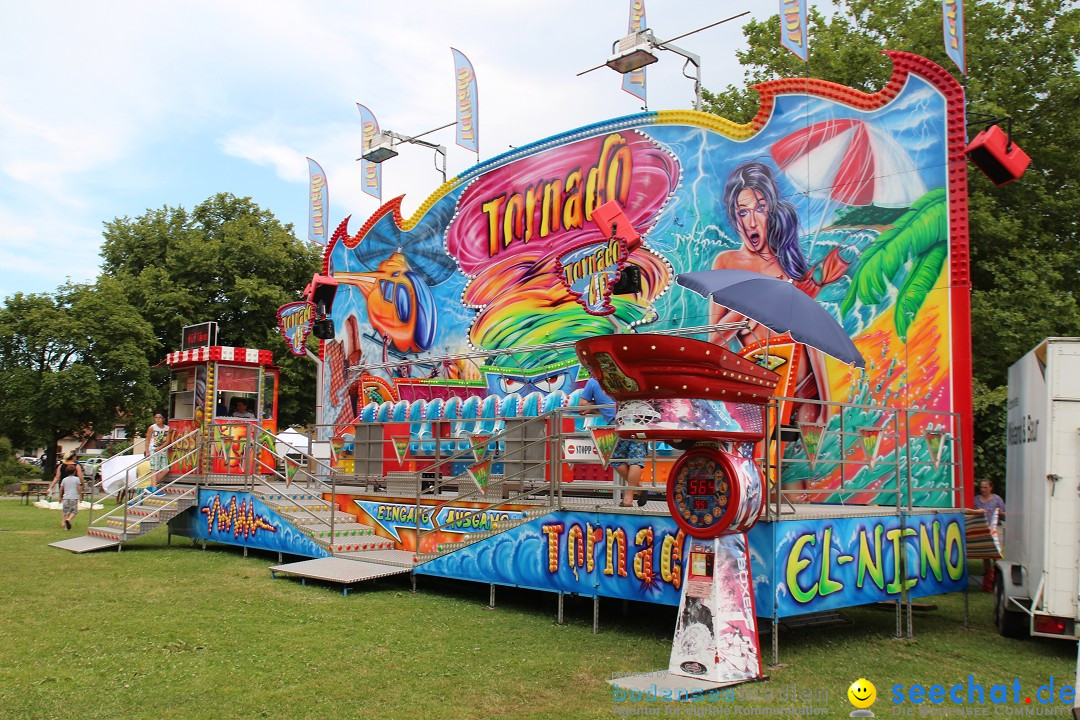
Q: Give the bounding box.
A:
[231,399,256,420]
[145,412,172,487]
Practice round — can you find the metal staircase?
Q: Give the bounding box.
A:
[266,412,590,572]
[50,431,203,553]
[87,485,198,542]
[247,435,420,587]
[49,420,561,585]
[250,424,565,588]
[251,481,395,555]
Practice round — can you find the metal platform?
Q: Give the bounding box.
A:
[268,556,411,594]
[774,503,963,520]
[336,548,418,567]
[49,536,121,553]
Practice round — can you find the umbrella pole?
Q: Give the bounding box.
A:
[806,195,836,261]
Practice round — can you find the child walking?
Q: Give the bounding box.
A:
[47,464,85,530]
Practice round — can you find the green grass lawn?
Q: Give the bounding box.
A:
[0,499,1074,720]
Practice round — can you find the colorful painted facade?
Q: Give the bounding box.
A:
[171,489,329,558]
[414,509,967,616]
[319,52,970,506]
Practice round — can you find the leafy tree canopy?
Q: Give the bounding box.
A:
[100,193,322,427]
[702,0,1080,481]
[0,279,158,476]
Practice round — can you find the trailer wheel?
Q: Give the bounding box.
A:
[995,575,1028,639]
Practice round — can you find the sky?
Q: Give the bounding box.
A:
[0,1,798,301]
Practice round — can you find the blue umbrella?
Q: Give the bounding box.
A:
[676,269,865,367]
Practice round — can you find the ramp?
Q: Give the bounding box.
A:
[336,548,418,567]
[269,557,411,594]
[49,536,121,553]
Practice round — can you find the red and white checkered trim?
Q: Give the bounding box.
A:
[166,346,274,366]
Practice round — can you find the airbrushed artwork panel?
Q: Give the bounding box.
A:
[415,510,967,615]
[169,489,329,558]
[321,53,967,506]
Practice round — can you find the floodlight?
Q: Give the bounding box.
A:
[361,133,399,164]
[356,124,454,182]
[579,13,751,112]
[605,32,660,74]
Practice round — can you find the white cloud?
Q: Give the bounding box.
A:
[0,0,786,300]
[219,131,308,183]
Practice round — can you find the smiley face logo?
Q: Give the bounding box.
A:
[847,678,877,709]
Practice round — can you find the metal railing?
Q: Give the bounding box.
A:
[247,428,342,545]
[88,428,203,539]
[762,398,965,519]
[151,395,963,561]
[301,393,965,553]
[411,413,560,554]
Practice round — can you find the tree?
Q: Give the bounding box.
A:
[99,193,322,427]
[0,280,158,477]
[702,0,1080,483]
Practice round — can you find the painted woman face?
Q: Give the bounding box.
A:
[735,188,769,253]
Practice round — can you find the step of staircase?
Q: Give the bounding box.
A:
[258,483,327,496]
[146,486,197,499]
[255,487,328,501]
[264,500,333,514]
[325,536,397,553]
[104,516,160,531]
[297,522,379,538]
[281,510,354,524]
[126,507,166,519]
[139,494,195,510]
[126,500,195,518]
[258,488,327,499]
[87,526,126,540]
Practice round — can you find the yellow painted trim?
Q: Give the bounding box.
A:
[654,109,756,140]
[400,177,464,232]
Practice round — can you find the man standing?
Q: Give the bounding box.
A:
[578,376,649,507]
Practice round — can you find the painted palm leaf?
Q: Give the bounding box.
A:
[840,188,948,338]
[896,244,948,339]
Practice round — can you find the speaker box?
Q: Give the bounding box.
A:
[966,124,1031,186]
[612,264,642,295]
[304,273,339,313]
[312,319,336,340]
[591,200,641,248]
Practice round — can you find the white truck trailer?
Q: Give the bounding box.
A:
[998,337,1080,641]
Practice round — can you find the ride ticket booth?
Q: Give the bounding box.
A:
[165,323,278,477]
